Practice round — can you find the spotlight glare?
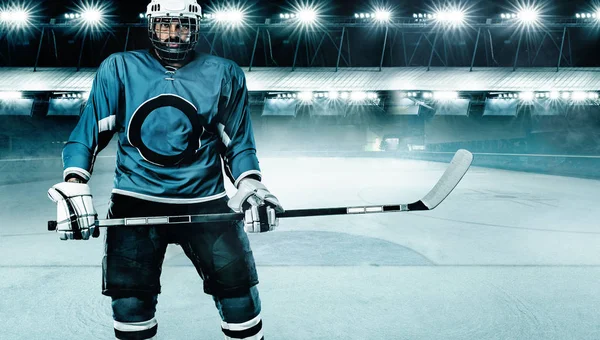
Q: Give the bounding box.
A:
[0,7,31,26]
[572,91,588,101]
[298,91,313,101]
[374,10,391,22]
[351,91,368,101]
[519,91,534,101]
[435,9,466,26]
[297,8,317,23]
[13,10,29,23]
[214,8,245,26]
[0,91,23,100]
[549,91,559,99]
[517,7,539,25]
[82,8,102,24]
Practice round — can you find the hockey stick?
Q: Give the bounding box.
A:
[48,149,472,230]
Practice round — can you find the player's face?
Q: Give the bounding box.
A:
[154,19,191,44]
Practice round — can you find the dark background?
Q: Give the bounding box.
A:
[1,0,600,180]
[3,0,600,68]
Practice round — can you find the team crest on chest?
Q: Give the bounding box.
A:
[127,94,208,166]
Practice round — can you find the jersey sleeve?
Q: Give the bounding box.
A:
[216,63,261,188]
[62,55,121,182]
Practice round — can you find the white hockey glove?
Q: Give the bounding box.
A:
[227,178,284,233]
[47,182,98,240]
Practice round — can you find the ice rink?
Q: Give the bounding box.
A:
[1,156,599,339]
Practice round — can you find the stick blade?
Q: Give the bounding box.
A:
[419,149,473,210]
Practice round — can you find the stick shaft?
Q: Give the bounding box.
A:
[96,204,415,227]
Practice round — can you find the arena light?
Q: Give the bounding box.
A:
[351,91,368,101]
[517,8,539,24]
[354,10,391,22]
[82,8,103,24]
[298,91,313,101]
[297,7,317,24]
[0,6,32,28]
[575,12,597,19]
[549,91,560,100]
[413,13,435,21]
[12,9,29,24]
[280,12,297,19]
[572,91,588,101]
[328,91,339,100]
[374,10,391,22]
[500,13,518,19]
[0,91,23,100]
[589,92,599,100]
[212,6,246,27]
[519,91,534,101]
[561,91,571,99]
[435,10,465,24]
[517,6,541,26]
[71,1,111,33]
[367,92,378,100]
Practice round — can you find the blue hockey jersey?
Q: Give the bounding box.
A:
[62,50,261,204]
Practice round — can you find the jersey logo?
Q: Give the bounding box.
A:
[127,94,208,167]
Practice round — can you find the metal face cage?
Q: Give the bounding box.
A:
[148,16,199,62]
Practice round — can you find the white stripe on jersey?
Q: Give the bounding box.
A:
[111,189,227,204]
[217,123,231,148]
[98,115,117,133]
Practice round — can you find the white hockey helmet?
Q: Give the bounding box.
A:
[146,0,202,62]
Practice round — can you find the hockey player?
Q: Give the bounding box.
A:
[47,1,283,339]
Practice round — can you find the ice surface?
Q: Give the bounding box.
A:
[1,157,599,339]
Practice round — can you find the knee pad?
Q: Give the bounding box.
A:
[112,296,159,340]
[216,286,263,339]
[204,251,259,297]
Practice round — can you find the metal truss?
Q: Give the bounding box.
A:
[1,17,594,71]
